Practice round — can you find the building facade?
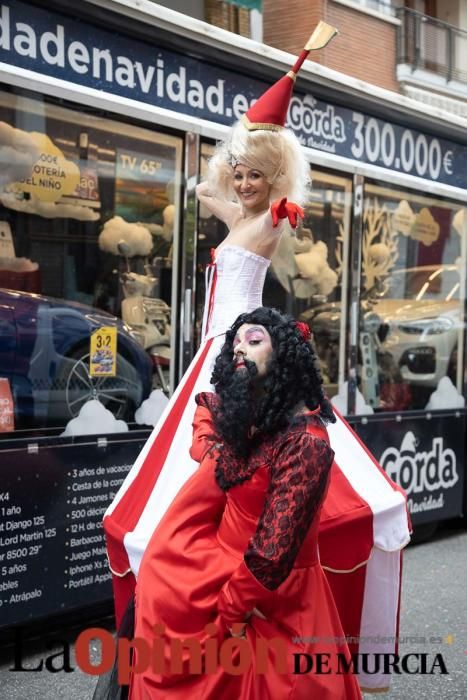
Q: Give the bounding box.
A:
[164,0,467,116]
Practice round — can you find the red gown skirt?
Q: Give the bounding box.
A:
[130,424,362,699]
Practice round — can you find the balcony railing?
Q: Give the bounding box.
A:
[396,7,467,84]
[357,0,403,17]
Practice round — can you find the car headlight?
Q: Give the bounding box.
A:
[425,317,454,335]
[398,317,453,335]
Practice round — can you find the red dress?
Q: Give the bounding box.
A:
[130,395,362,699]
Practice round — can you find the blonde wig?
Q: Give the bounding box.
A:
[207,121,310,206]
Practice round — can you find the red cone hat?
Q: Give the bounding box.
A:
[242,21,338,131]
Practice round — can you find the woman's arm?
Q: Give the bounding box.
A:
[196,181,239,225]
[217,431,334,628]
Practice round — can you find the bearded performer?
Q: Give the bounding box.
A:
[103,22,410,693]
[130,307,362,699]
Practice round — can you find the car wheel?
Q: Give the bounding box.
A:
[52,347,141,423]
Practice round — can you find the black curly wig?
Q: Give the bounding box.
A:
[211,307,335,456]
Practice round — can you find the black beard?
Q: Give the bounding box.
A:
[214,359,258,457]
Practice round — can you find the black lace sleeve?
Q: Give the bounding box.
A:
[244,432,334,591]
[194,391,220,412]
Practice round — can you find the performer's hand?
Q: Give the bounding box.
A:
[270,198,305,229]
[270,197,288,227]
[286,201,305,228]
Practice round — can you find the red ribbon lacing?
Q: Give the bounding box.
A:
[204,248,218,337]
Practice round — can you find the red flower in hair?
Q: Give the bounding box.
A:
[295,321,311,342]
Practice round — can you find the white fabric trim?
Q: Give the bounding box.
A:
[358,548,402,689]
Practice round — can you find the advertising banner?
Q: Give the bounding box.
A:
[0,437,148,628]
[350,411,465,525]
[1,1,466,189]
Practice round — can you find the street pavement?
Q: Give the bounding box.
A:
[0,522,465,699]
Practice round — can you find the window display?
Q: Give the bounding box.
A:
[0,90,182,435]
[271,171,352,399]
[358,182,465,412]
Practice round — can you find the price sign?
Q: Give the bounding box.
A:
[16,133,80,203]
[117,150,162,180]
[89,327,117,377]
[0,438,150,628]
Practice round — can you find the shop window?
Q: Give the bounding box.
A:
[357,182,465,413]
[0,91,182,437]
[265,171,353,401]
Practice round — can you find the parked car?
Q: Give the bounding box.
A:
[301,265,463,404]
[0,288,152,431]
[373,265,461,388]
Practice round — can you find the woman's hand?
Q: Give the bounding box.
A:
[195,181,238,226]
[270,197,305,229]
[195,181,212,198]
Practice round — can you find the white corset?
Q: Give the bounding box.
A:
[202,245,270,340]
